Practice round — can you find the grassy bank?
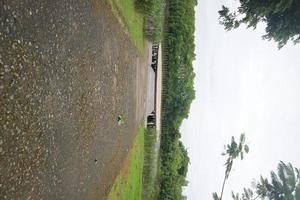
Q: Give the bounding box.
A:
[135,0,163,43]
[107,0,145,53]
[143,128,160,200]
[108,127,160,200]
[107,0,163,52]
[107,127,144,200]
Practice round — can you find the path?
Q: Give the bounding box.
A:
[0,0,151,199]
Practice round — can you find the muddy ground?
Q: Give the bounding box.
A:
[0,0,151,199]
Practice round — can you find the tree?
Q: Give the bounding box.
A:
[218,0,300,48]
[231,161,300,200]
[213,134,250,200]
[213,135,300,200]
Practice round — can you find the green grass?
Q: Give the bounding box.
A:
[107,127,145,200]
[143,128,160,200]
[107,0,145,53]
[135,0,163,43]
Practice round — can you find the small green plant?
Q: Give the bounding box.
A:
[117,115,125,125]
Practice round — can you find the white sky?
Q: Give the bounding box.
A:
[180,0,300,199]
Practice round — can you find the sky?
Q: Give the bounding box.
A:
[180,0,300,199]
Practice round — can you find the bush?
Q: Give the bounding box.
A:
[143,128,159,200]
[135,0,163,43]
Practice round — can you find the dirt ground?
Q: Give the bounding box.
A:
[0,0,151,199]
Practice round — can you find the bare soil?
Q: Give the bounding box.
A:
[0,0,151,199]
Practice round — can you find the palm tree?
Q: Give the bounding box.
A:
[213,135,300,200]
[213,134,249,200]
[231,162,300,200]
[256,162,300,200]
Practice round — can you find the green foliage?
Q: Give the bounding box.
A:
[295,182,300,200]
[143,128,159,200]
[107,0,145,52]
[219,0,300,48]
[223,134,249,179]
[135,0,163,43]
[108,128,144,200]
[117,115,125,125]
[163,0,196,130]
[214,136,300,200]
[159,139,190,200]
[230,161,300,200]
[213,192,220,200]
[214,134,250,200]
[158,0,196,199]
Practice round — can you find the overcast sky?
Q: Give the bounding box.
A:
[180,0,300,199]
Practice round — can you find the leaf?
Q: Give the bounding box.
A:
[278,162,286,184]
[117,115,125,125]
[231,191,240,200]
[271,171,283,192]
[278,161,296,193]
[212,192,220,200]
[244,145,249,153]
[256,176,268,197]
[296,168,300,180]
[238,143,242,151]
[231,136,235,143]
[295,182,300,200]
[227,144,231,150]
[284,162,296,192]
[231,191,236,199]
[240,133,245,144]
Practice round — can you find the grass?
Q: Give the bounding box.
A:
[143,128,160,200]
[107,127,160,200]
[135,0,163,43]
[107,127,145,200]
[107,0,145,53]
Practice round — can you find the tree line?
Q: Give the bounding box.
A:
[159,0,197,199]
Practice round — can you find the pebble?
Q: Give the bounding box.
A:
[0,1,146,199]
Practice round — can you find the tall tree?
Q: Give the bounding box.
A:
[219,0,300,48]
[213,134,250,200]
[231,161,300,200]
